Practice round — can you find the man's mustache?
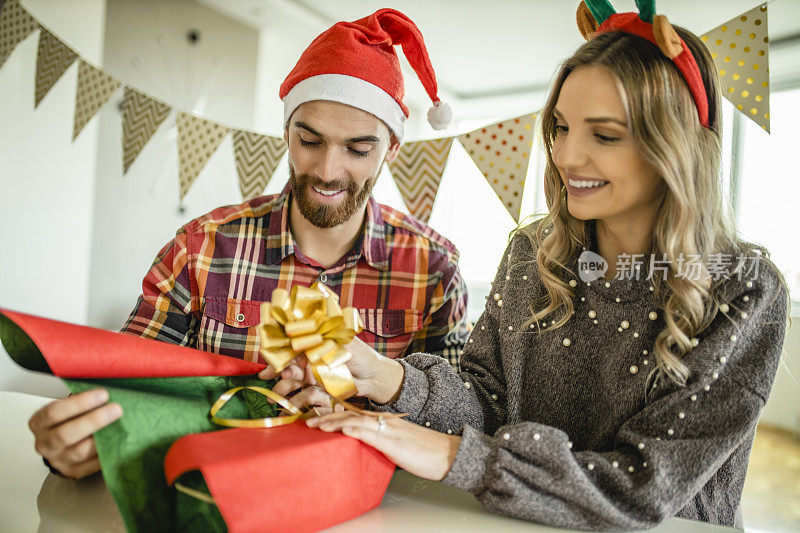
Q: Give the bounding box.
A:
[296,174,358,195]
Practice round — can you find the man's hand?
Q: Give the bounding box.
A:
[258,337,405,412]
[29,389,122,479]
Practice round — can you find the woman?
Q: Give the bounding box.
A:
[266,3,791,529]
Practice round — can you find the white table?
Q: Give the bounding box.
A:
[0,391,738,532]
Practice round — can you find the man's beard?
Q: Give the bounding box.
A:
[288,164,377,229]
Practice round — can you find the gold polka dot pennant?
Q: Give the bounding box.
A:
[73,60,120,140]
[388,137,454,224]
[35,29,77,107]
[122,87,172,174]
[0,0,39,71]
[458,113,537,223]
[232,130,287,200]
[701,3,770,132]
[176,112,230,200]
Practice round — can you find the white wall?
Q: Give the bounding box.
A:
[0,0,105,397]
[85,0,260,331]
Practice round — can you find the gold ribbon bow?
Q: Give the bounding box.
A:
[257,282,362,399]
[210,282,371,428]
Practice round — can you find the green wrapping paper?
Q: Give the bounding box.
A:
[0,309,275,531]
[64,376,277,531]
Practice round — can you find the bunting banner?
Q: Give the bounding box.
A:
[34,28,77,107]
[0,0,776,212]
[388,138,453,224]
[176,112,230,200]
[73,60,121,139]
[701,3,770,132]
[232,130,287,200]
[122,87,172,174]
[0,0,38,70]
[458,113,537,223]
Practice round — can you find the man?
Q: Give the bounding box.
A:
[29,8,469,479]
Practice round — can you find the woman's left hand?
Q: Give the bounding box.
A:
[305,413,461,481]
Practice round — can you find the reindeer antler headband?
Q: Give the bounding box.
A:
[576,0,710,128]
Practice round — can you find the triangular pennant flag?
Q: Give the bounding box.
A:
[176,112,230,200]
[388,138,453,224]
[0,0,38,70]
[73,60,120,139]
[458,113,537,222]
[122,87,171,173]
[232,130,287,200]
[34,29,77,107]
[702,4,770,132]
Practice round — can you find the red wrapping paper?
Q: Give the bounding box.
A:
[1,308,264,377]
[165,425,395,533]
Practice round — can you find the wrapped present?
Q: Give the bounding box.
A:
[0,299,393,533]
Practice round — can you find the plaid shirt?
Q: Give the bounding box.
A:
[122,183,469,369]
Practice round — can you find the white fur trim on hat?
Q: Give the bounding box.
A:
[283,74,406,142]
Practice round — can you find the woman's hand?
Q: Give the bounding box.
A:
[258,336,405,411]
[306,412,461,481]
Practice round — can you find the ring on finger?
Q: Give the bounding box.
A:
[376,415,386,433]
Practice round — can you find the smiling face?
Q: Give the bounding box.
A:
[285,100,399,229]
[551,65,666,225]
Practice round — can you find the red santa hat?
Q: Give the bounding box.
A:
[279,8,451,143]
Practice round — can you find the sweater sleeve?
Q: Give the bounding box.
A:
[371,237,516,436]
[440,262,789,530]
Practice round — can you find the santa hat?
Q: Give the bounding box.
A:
[279,8,451,143]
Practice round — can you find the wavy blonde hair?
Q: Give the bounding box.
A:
[521,27,791,387]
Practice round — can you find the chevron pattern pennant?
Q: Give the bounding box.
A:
[34,29,77,107]
[73,60,120,139]
[458,113,537,223]
[388,138,453,224]
[702,4,771,132]
[232,130,287,200]
[0,0,38,70]
[176,112,230,200]
[121,88,171,173]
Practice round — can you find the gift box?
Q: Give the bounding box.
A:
[0,308,394,532]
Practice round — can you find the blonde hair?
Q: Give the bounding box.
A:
[520,27,791,387]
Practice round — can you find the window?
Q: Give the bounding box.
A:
[735,88,800,309]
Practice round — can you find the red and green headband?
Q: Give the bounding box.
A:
[576,0,710,128]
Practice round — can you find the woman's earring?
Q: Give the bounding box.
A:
[561,185,567,207]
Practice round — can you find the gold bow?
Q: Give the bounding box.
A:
[209,283,373,428]
[257,282,362,400]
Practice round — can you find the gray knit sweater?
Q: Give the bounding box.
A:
[375,222,788,530]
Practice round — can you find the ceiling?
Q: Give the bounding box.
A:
[198,0,800,103]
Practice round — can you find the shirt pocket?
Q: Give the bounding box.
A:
[198,297,263,359]
[357,309,423,360]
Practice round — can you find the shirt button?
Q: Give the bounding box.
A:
[318,274,327,282]
[236,313,245,323]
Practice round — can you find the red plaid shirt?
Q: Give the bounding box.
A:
[122,184,469,368]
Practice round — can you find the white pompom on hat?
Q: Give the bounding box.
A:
[279,8,451,143]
